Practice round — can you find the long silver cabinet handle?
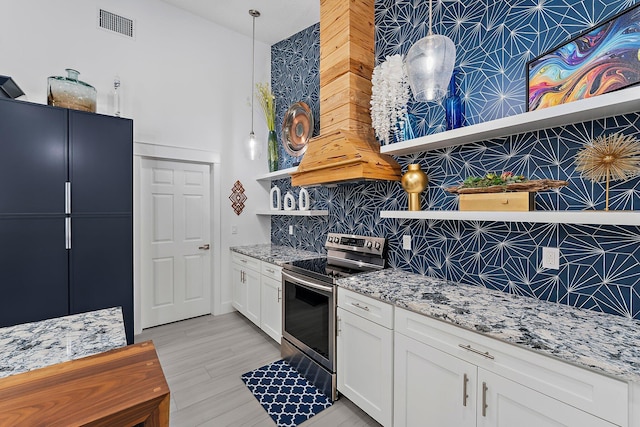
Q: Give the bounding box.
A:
[482,382,488,417]
[65,218,71,249]
[462,373,469,407]
[277,287,281,303]
[351,302,370,311]
[65,182,71,214]
[458,344,494,360]
[266,268,275,273]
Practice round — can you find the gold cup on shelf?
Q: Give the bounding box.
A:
[401,164,428,211]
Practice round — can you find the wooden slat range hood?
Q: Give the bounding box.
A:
[290,0,401,187]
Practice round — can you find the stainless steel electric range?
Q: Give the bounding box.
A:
[281,232,388,401]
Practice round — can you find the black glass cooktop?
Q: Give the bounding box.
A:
[283,257,370,283]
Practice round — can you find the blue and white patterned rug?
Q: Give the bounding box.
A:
[241,359,333,426]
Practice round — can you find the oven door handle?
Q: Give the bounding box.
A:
[282,271,334,293]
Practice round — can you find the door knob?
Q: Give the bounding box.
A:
[199,244,210,250]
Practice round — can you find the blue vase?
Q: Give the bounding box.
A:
[393,115,415,143]
[445,70,463,130]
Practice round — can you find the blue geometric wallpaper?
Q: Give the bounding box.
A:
[269,0,640,320]
[271,23,320,170]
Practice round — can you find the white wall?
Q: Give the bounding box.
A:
[1,0,272,325]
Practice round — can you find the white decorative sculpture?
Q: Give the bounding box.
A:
[283,192,296,211]
[270,186,281,210]
[298,188,310,211]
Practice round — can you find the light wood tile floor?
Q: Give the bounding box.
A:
[136,312,381,427]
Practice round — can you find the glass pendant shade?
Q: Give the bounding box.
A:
[247,131,262,161]
[406,34,456,102]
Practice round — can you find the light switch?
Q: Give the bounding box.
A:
[231,226,238,235]
[289,225,294,235]
[403,235,411,250]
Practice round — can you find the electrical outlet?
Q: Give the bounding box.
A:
[542,247,560,270]
[289,225,294,235]
[403,235,411,250]
[231,226,238,235]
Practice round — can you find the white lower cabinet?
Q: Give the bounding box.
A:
[394,332,476,427]
[231,263,247,314]
[337,288,394,427]
[244,268,261,326]
[231,252,261,326]
[394,307,627,427]
[260,263,282,343]
[477,369,616,427]
[231,252,282,343]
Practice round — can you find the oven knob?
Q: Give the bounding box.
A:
[365,241,372,249]
[374,242,381,250]
[328,236,334,243]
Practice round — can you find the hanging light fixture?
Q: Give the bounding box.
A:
[246,9,262,160]
[405,0,456,102]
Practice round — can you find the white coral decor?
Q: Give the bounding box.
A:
[370,54,410,145]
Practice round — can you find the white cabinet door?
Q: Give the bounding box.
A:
[260,275,281,343]
[477,369,617,427]
[394,332,476,427]
[337,307,393,427]
[231,263,246,315]
[244,267,261,326]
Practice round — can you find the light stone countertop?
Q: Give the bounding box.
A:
[231,244,322,265]
[337,269,640,383]
[0,307,127,379]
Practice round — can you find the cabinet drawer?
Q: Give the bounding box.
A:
[395,308,628,426]
[338,288,393,329]
[261,262,282,281]
[231,252,261,272]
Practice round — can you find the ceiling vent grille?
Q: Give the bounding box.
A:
[99,9,134,38]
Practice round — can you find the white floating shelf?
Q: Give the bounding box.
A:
[256,166,298,182]
[256,209,328,216]
[380,210,640,226]
[381,86,640,156]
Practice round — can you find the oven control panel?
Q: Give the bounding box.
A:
[325,233,386,255]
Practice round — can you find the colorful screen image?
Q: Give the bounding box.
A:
[527,4,640,111]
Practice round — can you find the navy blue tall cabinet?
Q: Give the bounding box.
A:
[0,98,134,343]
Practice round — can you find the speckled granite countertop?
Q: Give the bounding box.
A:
[338,269,640,383]
[0,307,127,379]
[231,244,321,265]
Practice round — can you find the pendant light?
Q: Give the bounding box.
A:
[405,0,456,102]
[246,9,262,160]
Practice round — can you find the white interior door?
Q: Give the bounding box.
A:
[141,158,211,328]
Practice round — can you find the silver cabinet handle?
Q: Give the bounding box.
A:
[482,382,488,417]
[277,287,281,303]
[241,259,247,263]
[65,182,71,214]
[266,267,275,273]
[337,315,341,336]
[351,302,370,311]
[458,344,494,360]
[65,218,71,249]
[462,373,469,407]
[199,244,210,250]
